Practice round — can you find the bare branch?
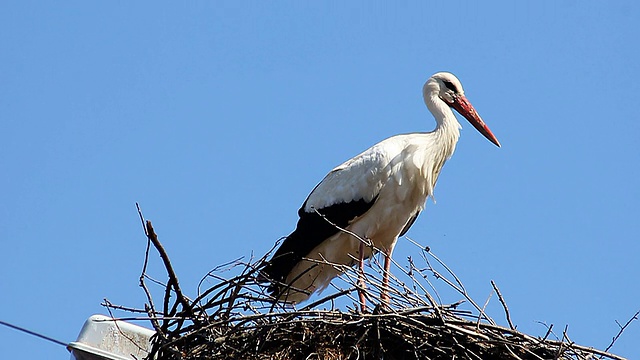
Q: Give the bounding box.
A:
[123,206,628,360]
[491,279,515,330]
[604,309,640,353]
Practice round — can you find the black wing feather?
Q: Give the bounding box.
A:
[262,197,377,293]
[399,210,421,237]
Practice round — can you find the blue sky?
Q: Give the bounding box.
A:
[1,2,639,359]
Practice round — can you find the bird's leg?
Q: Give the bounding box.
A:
[380,248,392,306]
[358,240,367,312]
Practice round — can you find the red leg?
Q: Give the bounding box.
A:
[358,240,367,312]
[380,248,392,306]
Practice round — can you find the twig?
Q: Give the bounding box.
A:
[127,209,628,360]
[491,280,515,330]
[604,309,640,353]
[145,220,197,324]
[539,322,554,343]
[136,203,164,338]
[312,208,372,248]
[411,239,495,325]
[477,290,493,330]
[102,299,158,315]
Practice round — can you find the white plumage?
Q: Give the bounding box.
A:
[262,72,500,306]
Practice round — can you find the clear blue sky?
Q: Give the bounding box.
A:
[1,2,638,359]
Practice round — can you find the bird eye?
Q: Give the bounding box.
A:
[443,80,458,92]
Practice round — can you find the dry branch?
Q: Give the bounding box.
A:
[103,211,632,360]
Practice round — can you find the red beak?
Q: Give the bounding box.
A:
[450,95,501,147]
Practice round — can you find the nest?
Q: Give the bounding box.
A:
[103,208,631,360]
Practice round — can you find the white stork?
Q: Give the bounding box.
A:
[262,72,500,308]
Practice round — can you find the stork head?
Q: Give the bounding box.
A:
[424,72,501,147]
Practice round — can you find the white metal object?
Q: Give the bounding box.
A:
[68,314,155,360]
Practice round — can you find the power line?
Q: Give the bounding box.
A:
[0,319,67,347]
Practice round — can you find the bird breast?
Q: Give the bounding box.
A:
[316,135,451,257]
[357,142,435,242]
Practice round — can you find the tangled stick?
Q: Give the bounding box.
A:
[102,206,632,360]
